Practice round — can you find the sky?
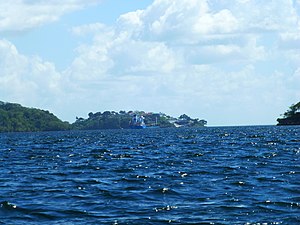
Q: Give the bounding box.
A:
[0,0,299,126]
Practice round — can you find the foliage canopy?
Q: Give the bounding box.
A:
[0,101,70,132]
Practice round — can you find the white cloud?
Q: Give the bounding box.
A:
[0,39,63,109]
[126,0,238,43]
[217,0,299,32]
[65,43,114,81]
[279,32,300,49]
[71,23,108,36]
[0,0,101,33]
[123,41,178,74]
[192,9,238,35]
[118,10,144,29]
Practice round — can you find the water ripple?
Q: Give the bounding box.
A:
[0,126,299,224]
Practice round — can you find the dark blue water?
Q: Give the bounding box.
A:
[0,126,299,224]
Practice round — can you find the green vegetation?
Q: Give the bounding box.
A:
[277,102,300,125]
[0,101,70,132]
[72,111,132,130]
[282,102,300,118]
[176,114,207,128]
[73,111,207,130]
[0,101,207,132]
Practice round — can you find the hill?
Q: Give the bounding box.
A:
[0,101,70,132]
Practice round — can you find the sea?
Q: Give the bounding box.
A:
[0,126,299,224]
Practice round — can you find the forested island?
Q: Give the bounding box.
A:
[0,101,207,132]
[73,111,207,130]
[277,102,300,125]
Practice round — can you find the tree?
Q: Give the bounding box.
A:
[102,111,111,117]
[88,112,94,118]
[179,114,191,120]
[283,102,300,118]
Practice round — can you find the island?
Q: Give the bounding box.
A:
[0,101,207,132]
[277,102,300,125]
[73,111,207,130]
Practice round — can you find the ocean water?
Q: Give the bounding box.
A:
[0,126,299,224]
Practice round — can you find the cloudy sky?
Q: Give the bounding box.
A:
[1,0,299,126]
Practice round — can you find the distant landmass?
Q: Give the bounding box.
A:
[277,102,300,125]
[73,111,207,130]
[0,101,207,132]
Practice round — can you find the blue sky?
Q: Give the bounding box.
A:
[1,0,299,126]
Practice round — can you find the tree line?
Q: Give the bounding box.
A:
[0,101,207,132]
[72,111,207,130]
[0,101,69,132]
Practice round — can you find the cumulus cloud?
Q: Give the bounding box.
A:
[67,0,273,79]
[117,0,238,44]
[213,0,299,32]
[0,39,63,109]
[0,0,101,33]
